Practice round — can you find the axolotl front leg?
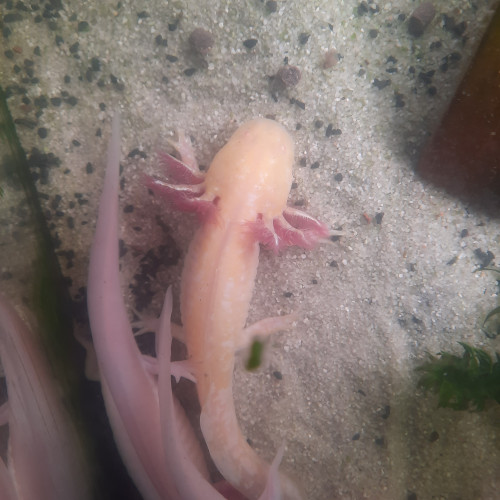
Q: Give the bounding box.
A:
[147,119,329,500]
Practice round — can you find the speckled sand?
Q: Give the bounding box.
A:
[1,1,500,499]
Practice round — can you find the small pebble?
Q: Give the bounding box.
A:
[189,28,214,56]
[275,65,301,88]
[408,2,436,37]
[323,48,339,69]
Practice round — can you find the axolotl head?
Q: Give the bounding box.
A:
[204,118,294,222]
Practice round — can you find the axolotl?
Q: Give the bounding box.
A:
[147,118,329,499]
[88,116,329,500]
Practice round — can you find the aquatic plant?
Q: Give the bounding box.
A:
[417,342,500,411]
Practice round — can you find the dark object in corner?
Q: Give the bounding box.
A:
[417,6,500,199]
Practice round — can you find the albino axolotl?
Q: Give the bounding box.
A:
[147,118,329,499]
[88,115,329,499]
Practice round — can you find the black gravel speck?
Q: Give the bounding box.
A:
[311,161,320,169]
[37,127,48,138]
[266,1,278,13]
[183,67,197,77]
[372,78,391,90]
[34,95,48,108]
[77,21,90,32]
[65,95,78,106]
[474,248,494,268]
[326,124,342,137]
[394,92,405,108]
[155,34,168,47]
[272,371,282,380]
[51,194,62,210]
[90,57,101,71]
[50,96,62,106]
[137,11,149,19]
[443,14,467,38]
[298,32,310,45]
[429,431,439,442]
[166,54,178,62]
[85,162,94,174]
[369,29,378,38]
[352,433,360,441]
[243,38,258,49]
[69,42,80,54]
[128,148,147,159]
[290,98,305,110]
[418,70,435,85]
[334,173,343,182]
[168,19,179,31]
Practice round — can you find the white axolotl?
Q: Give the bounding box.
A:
[88,115,329,499]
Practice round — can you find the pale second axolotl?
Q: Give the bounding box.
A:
[0,294,91,500]
[88,115,331,500]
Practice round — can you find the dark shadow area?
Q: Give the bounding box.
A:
[416,5,500,216]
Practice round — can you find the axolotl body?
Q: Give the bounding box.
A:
[148,119,328,499]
